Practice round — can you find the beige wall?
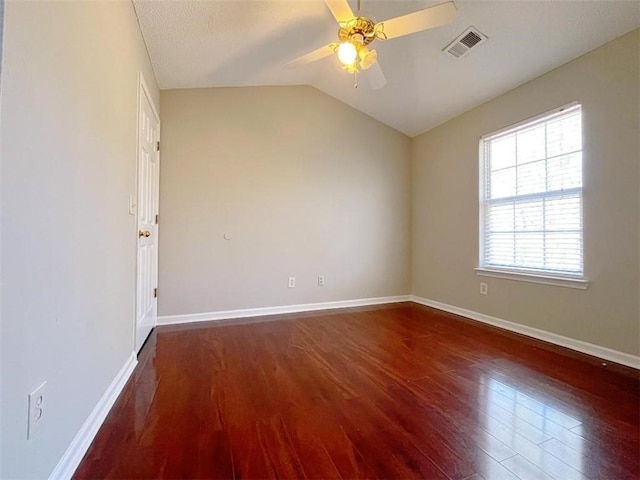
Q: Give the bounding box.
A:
[412,30,639,356]
[0,1,159,477]
[159,86,411,316]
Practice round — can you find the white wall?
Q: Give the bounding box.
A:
[0,1,158,477]
[411,30,639,356]
[159,86,411,316]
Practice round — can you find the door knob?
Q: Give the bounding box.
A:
[139,230,151,238]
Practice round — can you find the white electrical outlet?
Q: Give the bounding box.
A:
[27,381,47,439]
[288,277,296,288]
[318,275,325,286]
[480,282,488,295]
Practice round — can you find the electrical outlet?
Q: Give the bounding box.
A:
[318,275,325,286]
[288,277,295,288]
[480,282,488,295]
[27,381,47,439]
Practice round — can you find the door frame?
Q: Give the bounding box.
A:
[134,72,160,353]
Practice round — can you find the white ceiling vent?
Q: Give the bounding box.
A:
[444,27,487,59]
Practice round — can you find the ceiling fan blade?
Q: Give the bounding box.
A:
[365,62,387,90]
[287,44,335,67]
[380,1,457,40]
[324,0,354,24]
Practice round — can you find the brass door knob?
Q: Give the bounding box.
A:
[139,230,151,238]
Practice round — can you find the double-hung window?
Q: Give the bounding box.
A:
[478,103,587,288]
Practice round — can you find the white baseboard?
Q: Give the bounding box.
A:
[49,352,138,480]
[158,295,412,326]
[411,296,640,370]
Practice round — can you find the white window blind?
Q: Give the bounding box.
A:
[480,104,583,278]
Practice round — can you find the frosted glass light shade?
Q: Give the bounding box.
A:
[337,42,357,65]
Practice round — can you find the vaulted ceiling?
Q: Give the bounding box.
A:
[133,0,639,136]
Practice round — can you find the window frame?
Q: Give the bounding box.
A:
[477,102,589,289]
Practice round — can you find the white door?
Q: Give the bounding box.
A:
[135,76,160,353]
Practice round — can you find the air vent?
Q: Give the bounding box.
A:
[444,27,487,59]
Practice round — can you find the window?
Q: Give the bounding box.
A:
[478,103,586,287]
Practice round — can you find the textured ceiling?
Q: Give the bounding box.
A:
[133,0,640,137]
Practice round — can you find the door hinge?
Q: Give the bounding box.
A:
[156,141,160,152]
[153,288,158,298]
[155,214,159,225]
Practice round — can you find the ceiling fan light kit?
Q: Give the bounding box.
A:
[289,0,457,89]
[332,16,385,75]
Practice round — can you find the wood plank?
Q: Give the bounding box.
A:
[73,303,640,479]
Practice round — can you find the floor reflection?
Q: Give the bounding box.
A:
[478,376,586,479]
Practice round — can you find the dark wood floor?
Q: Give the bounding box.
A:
[74,302,640,480]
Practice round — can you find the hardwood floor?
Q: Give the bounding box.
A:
[73,303,640,479]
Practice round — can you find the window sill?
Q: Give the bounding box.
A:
[475,268,589,290]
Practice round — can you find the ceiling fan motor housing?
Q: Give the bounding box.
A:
[338,17,377,46]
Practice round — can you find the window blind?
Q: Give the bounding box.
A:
[480,104,583,277]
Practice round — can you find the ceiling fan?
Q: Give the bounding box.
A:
[288,0,457,89]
